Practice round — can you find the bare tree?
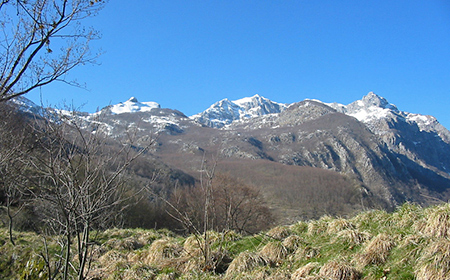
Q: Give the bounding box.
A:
[169,172,273,235]
[24,108,153,280]
[159,156,273,272]
[0,102,32,245]
[0,0,105,103]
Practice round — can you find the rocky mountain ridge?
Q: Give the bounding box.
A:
[13,92,450,221]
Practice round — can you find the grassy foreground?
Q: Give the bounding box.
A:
[2,203,450,279]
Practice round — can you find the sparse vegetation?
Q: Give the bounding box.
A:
[2,202,450,279]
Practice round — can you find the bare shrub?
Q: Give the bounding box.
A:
[169,173,274,234]
[0,0,105,103]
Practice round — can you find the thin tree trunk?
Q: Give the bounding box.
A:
[78,222,89,280]
[63,224,71,280]
[7,197,15,246]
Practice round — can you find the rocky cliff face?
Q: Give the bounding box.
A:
[326,92,450,194]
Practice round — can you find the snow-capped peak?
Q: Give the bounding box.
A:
[320,92,450,140]
[324,92,399,123]
[109,97,160,114]
[191,94,287,128]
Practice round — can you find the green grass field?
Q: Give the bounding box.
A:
[2,202,450,279]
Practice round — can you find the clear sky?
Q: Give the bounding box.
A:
[26,1,450,129]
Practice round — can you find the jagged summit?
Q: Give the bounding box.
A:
[360,92,396,109]
[127,96,139,103]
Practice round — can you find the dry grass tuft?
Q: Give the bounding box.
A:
[96,250,130,277]
[291,262,320,279]
[398,234,429,260]
[333,229,371,246]
[420,204,450,238]
[259,241,289,264]
[290,221,308,234]
[98,249,128,266]
[307,216,333,235]
[222,230,242,242]
[105,236,142,251]
[390,202,423,229]
[121,264,157,280]
[226,251,266,276]
[415,238,450,280]
[155,272,177,280]
[319,261,361,280]
[266,225,292,240]
[136,230,162,246]
[142,238,183,266]
[265,270,291,280]
[183,235,203,256]
[356,233,395,267]
[294,245,320,261]
[350,209,390,230]
[326,218,355,235]
[282,234,304,251]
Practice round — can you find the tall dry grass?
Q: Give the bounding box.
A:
[415,238,450,280]
[419,203,450,238]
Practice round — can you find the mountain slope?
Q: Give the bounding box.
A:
[324,92,450,192]
[12,92,450,221]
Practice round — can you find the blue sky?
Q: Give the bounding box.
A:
[27,1,450,128]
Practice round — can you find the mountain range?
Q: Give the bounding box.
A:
[15,92,450,222]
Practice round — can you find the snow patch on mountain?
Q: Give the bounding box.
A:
[11,96,43,115]
[109,97,160,114]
